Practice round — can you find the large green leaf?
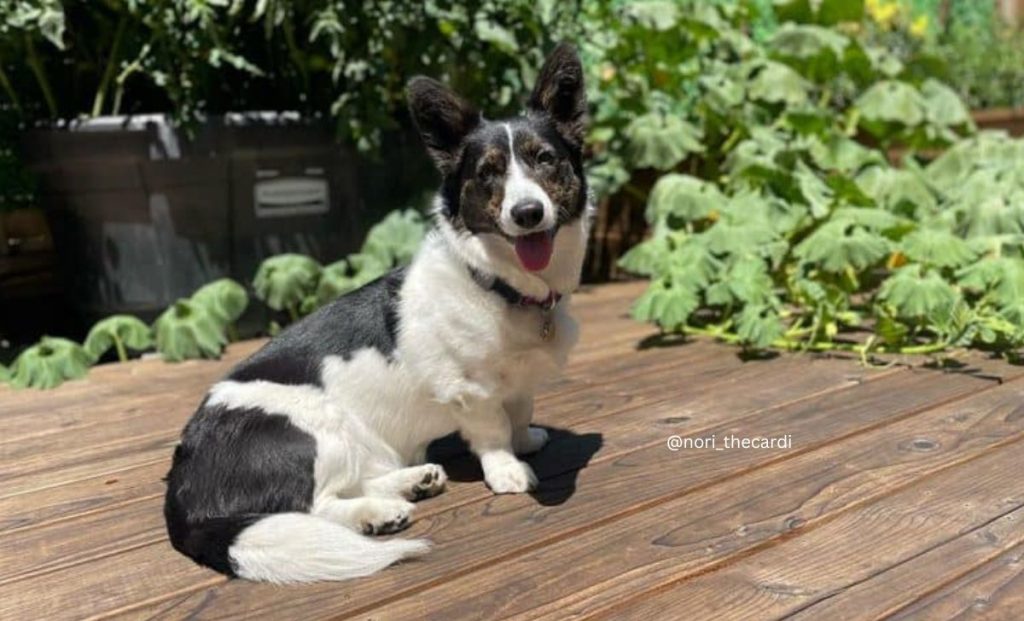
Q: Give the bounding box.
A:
[191,278,249,327]
[705,255,775,306]
[735,303,785,349]
[84,315,153,362]
[794,221,890,273]
[153,300,227,362]
[920,79,972,129]
[361,209,426,266]
[899,229,977,269]
[854,80,927,136]
[746,60,810,107]
[645,173,726,223]
[252,254,322,313]
[9,337,92,390]
[624,113,704,170]
[632,278,699,330]
[878,265,961,319]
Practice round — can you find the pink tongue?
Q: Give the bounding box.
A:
[514,232,554,272]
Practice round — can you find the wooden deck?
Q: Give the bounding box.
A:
[2,281,1024,620]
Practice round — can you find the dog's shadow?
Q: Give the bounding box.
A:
[426,427,603,506]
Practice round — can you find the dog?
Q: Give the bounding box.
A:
[163,43,591,584]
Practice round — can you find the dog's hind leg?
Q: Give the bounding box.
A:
[312,496,415,535]
[363,464,448,501]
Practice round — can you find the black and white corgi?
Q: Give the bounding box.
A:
[164,43,591,583]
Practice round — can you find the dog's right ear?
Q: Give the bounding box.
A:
[407,77,481,175]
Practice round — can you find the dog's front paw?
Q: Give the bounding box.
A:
[360,498,415,535]
[514,426,549,455]
[482,453,538,494]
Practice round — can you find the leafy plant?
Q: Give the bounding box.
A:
[84,315,152,362]
[7,336,92,389]
[190,278,249,341]
[609,1,1024,360]
[253,254,323,322]
[153,299,226,363]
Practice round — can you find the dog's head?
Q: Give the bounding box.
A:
[407,44,588,274]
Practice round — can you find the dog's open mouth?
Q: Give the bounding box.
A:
[513,229,556,272]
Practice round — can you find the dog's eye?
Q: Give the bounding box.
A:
[477,164,499,181]
[536,150,556,166]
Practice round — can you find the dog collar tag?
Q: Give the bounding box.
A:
[540,310,555,342]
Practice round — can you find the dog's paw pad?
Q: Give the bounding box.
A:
[361,500,414,535]
[410,464,447,500]
[515,426,550,455]
[485,458,537,494]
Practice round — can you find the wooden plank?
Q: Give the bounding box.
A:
[588,440,1024,620]
[113,367,991,620]
[0,335,722,523]
[0,347,865,585]
[887,540,1024,620]
[355,371,1024,620]
[790,512,1024,620]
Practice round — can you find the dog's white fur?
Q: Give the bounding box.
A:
[211,154,592,581]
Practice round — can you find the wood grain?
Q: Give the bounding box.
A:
[119,368,992,620]
[3,281,1024,621]
[357,374,1024,620]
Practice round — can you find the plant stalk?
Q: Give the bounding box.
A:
[92,15,129,118]
[24,34,57,118]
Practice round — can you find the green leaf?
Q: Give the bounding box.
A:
[794,222,890,273]
[899,229,977,269]
[877,265,960,319]
[855,167,937,217]
[705,255,774,306]
[619,237,672,277]
[84,315,153,362]
[153,300,227,362]
[191,279,249,327]
[735,303,785,349]
[473,19,518,54]
[252,254,322,313]
[746,61,810,107]
[920,79,972,129]
[9,337,92,390]
[622,1,680,31]
[624,113,704,170]
[854,81,927,135]
[361,209,426,266]
[631,278,698,331]
[645,174,726,224]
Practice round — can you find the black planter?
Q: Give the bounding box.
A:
[22,113,434,326]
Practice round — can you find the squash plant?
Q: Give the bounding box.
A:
[606,0,1024,359]
[84,315,153,362]
[7,337,92,389]
[190,278,249,341]
[153,299,226,363]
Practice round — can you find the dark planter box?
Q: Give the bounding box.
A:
[22,114,432,325]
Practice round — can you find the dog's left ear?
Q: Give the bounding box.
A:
[528,43,587,151]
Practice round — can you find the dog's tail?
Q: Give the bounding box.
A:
[170,513,430,583]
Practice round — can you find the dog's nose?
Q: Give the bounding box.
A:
[511,200,545,229]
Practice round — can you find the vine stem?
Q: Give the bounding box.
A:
[25,34,58,117]
[682,324,950,357]
[113,336,128,363]
[0,60,21,112]
[92,15,129,117]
